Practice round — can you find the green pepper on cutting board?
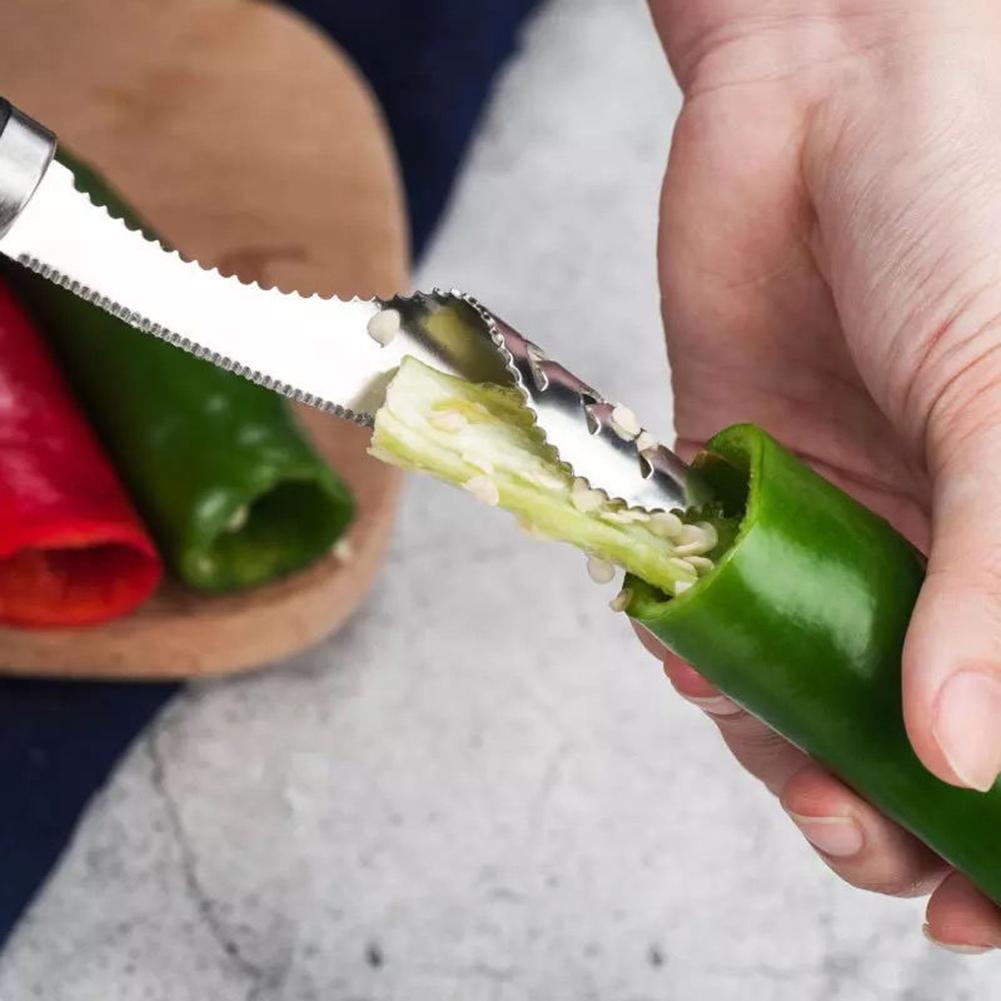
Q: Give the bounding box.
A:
[371,358,1001,907]
[5,153,353,592]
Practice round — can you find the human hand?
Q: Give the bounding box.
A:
[647,0,1001,951]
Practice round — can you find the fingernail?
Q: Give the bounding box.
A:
[687,694,742,717]
[932,671,1001,792]
[787,812,864,858]
[922,924,993,955]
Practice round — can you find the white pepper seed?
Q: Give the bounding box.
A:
[464,475,500,506]
[675,523,702,547]
[226,506,249,532]
[610,404,642,441]
[193,554,216,579]
[667,556,698,579]
[627,509,651,522]
[586,555,616,584]
[334,537,354,562]
[428,409,467,432]
[609,587,632,613]
[636,430,659,453]
[686,555,714,576]
[571,477,606,513]
[674,580,693,595]
[367,308,401,347]
[674,522,718,556]
[601,508,651,525]
[463,452,495,476]
[532,468,569,492]
[649,511,684,540]
[517,517,552,541]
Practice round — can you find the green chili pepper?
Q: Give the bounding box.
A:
[628,424,1001,906]
[6,153,353,592]
[369,356,1001,906]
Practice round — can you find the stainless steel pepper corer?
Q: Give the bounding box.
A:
[0,98,705,511]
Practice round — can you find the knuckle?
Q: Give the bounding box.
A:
[955,562,1001,606]
[712,709,773,742]
[916,309,1001,467]
[778,764,829,809]
[820,851,945,899]
[924,555,1001,632]
[867,234,1001,455]
[718,723,802,792]
[847,869,933,899]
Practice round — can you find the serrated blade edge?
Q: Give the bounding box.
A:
[0,161,698,510]
[0,162,421,424]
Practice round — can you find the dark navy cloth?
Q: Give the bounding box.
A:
[0,0,541,947]
[0,681,174,929]
[299,0,542,254]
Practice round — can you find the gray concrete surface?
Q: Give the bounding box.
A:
[2,0,998,998]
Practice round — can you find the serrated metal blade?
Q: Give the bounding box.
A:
[0,161,435,423]
[0,154,702,510]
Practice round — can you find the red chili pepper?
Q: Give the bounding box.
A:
[0,279,161,627]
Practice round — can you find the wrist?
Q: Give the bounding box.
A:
[650,0,991,95]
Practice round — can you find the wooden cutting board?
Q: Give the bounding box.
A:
[0,0,408,678]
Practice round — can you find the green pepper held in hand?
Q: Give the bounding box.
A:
[6,154,353,591]
[628,425,1001,907]
[371,359,1001,907]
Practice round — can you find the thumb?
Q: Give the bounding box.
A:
[904,407,1001,793]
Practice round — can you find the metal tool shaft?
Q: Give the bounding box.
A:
[0,97,703,511]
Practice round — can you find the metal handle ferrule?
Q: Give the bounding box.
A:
[0,99,57,239]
